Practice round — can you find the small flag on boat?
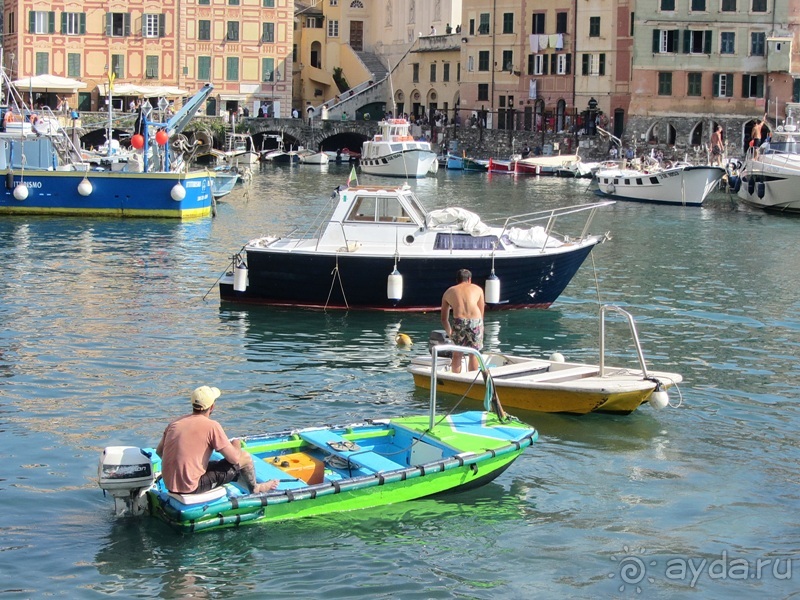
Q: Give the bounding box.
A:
[347,165,358,187]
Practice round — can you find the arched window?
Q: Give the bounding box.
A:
[350,1,364,8]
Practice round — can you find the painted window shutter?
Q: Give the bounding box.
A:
[159,14,165,38]
[124,13,131,37]
[29,11,36,33]
[703,31,712,54]
[105,13,112,36]
[61,12,67,33]
[653,30,660,53]
[727,74,734,97]
[682,30,690,53]
[599,54,605,76]
[565,54,571,74]
[49,11,56,33]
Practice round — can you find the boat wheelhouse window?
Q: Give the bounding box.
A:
[347,195,413,223]
[401,192,426,223]
[348,196,377,221]
[376,196,412,222]
[636,178,643,185]
[434,234,501,250]
[390,143,404,152]
[650,177,659,184]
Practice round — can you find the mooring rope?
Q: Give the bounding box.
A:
[324,253,349,310]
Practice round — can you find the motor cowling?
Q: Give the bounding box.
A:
[98,446,155,516]
[428,329,452,357]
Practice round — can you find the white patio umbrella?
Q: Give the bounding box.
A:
[11,74,87,93]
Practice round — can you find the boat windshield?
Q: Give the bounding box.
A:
[768,138,800,154]
[347,195,415,223]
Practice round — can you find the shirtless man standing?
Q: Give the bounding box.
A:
[441,269,485,372]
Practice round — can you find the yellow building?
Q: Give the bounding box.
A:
[293,0,462,117]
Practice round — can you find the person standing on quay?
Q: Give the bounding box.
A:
[709,125,724,167]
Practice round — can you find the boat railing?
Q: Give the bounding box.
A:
[0,69,84,165]
[599,305,650,379]
[497,200,614,250]
[430,345,496,428]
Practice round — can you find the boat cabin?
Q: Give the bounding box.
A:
[362,118,432,160]
[317,185,427,247]
[337,185,426,224]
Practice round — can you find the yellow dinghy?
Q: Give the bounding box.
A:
[409,305,683,416]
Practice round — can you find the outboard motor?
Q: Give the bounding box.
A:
[98,446,155,516]
[428,329,452,357]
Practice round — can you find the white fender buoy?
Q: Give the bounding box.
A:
[387,268,403,302]
[485,272,501,304]
[77,178,93,196]
[233,259,248,292]
[649,381,669,410]
[606,183,615,194]
[13,183,28,200]
[170,183,186,201]
[549,352,565,363]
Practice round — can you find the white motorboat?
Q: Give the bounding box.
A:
[359,118,437,178]
[222,133,259,167]
[737,112,800,213]
[515,153,581,176]
[298,150,330,165]
[218,180,613,310]
[594,162,725,206]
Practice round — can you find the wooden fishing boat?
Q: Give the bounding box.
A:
[408,306,683,415]
[98,347,537,533]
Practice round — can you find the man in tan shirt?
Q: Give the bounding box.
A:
[441,268,485,372]
[156,386,277,495]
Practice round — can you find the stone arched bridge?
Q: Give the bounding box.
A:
[244,117,379,152]
[76,114,380,153]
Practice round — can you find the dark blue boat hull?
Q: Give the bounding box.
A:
[219,244,599,311]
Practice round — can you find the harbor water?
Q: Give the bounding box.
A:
[1,164,798,598]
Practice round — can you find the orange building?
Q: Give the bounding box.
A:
[2,0,294,116]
